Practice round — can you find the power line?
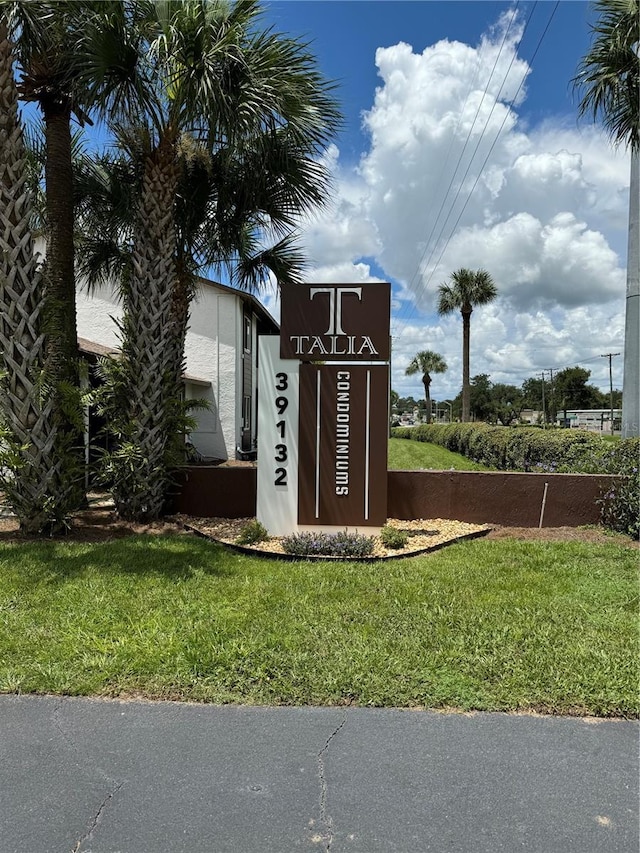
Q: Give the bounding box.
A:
[392,1,561,343]
[394,3,523,324]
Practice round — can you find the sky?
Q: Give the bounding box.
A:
[257,0,631,402]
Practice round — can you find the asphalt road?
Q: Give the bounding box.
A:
[1,695,637,853]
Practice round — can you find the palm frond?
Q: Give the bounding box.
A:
[573,0,639,150]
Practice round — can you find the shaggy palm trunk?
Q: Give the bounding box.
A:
[165,257,194,460]
[0,23,75,533]
[461,307,472,422]
[113,134,179,520]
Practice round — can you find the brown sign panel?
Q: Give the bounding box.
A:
[298,364,388,527]
[280,282,390,361]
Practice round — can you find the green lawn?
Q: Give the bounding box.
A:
[1,535,637,716]
[388,437,489,470]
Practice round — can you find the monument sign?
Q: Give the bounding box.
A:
[257,282,391,534]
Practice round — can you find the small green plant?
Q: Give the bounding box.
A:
[236,519,269,545]
[598,438,639,539]
[282,530,375,557]
[380,525,409,549]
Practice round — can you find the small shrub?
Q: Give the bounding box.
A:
[236,519,269,545]
[380,525,409,549]
[282,530,374,557]
[598,437,639,539]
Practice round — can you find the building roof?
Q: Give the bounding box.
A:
[78,337,211,386]
[196,276,279,332]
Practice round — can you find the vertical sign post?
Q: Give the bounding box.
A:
[256,336,299,535]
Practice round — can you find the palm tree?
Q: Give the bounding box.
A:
[3,0,152,515]
[405,351,447,424]
[0,17,78,533]
[79,0,340,520]
[437,268,497,423]
[573,0,639,437]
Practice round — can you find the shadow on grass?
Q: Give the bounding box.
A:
[0,534,238,584]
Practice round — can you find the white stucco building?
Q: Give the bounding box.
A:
[76,277,279,462]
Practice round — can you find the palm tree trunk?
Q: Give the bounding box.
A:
[41,97,85,509]
[165,256,194,459]
[114,133,179,520]
[41,100,79,384]
[461,308,471,422]
[423,376,432,424]
[622,149,639,437]
[0,21,76,533]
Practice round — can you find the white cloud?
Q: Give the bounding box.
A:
[289,8,629,398]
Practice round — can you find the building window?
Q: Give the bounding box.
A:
[243,395,252,430]
[243,314,251,353]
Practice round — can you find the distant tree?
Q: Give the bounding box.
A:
[437,268,497,422]
[469,373,493,421]
[573,0,639,437]
[522,377,544,414]
[405,350,448,424]
[490,383,524,425]
[553,367,601,420]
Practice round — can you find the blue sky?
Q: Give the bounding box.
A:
[258,1,630,401]
[266,1,592,157]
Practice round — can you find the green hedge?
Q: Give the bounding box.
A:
[390,423,617,473]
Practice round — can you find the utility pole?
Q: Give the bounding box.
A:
[548,368,554,426]
[539,371,547,429]
[600,353,621,435]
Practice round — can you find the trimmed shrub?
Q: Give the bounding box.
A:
[380,525,409,549]
[282,530,375,558]
[236,519,269,545]
[391,424,608,472]
[598,438,639,539]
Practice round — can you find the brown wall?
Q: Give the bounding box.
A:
[170,466,257,518]
[171,466,618,527]
[387,470,616,527]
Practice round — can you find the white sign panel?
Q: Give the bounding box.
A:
[256,336,299,536]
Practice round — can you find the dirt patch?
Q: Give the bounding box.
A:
[0,510,189,544]
[485,525,638,548]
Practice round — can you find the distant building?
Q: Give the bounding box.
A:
[560,409,622,433]
[519,409,541,425]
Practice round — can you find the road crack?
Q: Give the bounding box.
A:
[71,780,124,853]
[51,698,126,853]
[317,714,348,851]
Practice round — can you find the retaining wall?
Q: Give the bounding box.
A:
[170,466,618,527]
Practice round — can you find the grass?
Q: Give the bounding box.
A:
[388,437,489,470]
[0,535,637,717]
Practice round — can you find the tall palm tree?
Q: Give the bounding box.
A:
[3,0,150,516]
[573,0,639,438]
[80,0,340,520]
[437,268,497,423]
[405,351,447,424]
[4,1,82,382]
[0,17,77,533]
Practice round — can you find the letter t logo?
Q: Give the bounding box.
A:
[310,287,362,334]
